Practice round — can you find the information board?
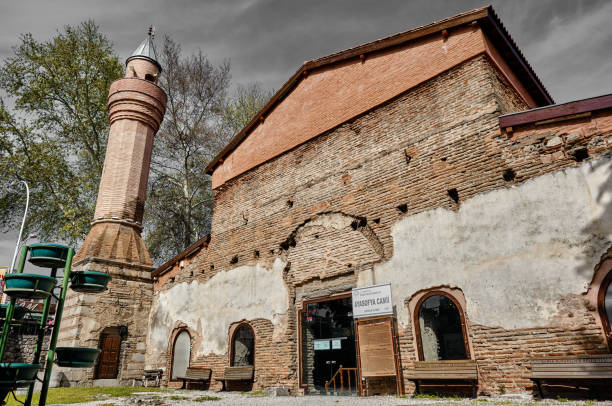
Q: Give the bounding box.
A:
[314,339,330,350]
[357,319,396,377]
[352,283,393,318]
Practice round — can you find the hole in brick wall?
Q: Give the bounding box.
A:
[280,235,296,251]
[502,168,516,182]
[397,204,408,213]
[269,249,275,254]
[189,271,194,277]
[169,277,175,283]
[254,250,260,258]
[404,151,412,165]
[359,218,367,227]
[350,220,359,230]
[373,218,380,224]
[286,198,294,208]
[441,157,447,162]
[342,172,351,185]
[201,269,206,274]
[347,263,352,269]
[447,188,459,204]
[210,264,214,271]
[570,148,589,162]
[230,255,238,264]
[314,234,319,239]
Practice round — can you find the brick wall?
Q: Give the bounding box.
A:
[153,55,612,395]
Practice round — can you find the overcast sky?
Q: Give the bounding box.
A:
[1,0,611,268]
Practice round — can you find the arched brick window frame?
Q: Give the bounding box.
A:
[586,254,612,352]
[598,269,612,350]
[169,328,192,381]
[229,322,256,368]
[409,289,472,361]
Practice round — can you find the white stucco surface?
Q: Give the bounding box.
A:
[146,258,289,362]
[366,158,612,329]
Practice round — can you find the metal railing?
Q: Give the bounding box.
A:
[325,365,358,395]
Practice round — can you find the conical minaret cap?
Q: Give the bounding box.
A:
[126,29,162,72]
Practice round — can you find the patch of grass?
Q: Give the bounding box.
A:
[241,389,266,397]
[5,386,170,406]
[169,395,191,400]
[194,395,221,401]
[556,395,569,402]
[412,392,461,400]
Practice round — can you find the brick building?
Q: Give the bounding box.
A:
[67,6,612,397]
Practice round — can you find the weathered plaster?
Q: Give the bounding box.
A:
[146,258,289,365]
[363,157,612,329]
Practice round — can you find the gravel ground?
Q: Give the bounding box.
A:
[59,389,612,406]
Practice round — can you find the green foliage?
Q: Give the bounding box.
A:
[223,83,273,136]
[0,21,122,245]
[498,384,506,395]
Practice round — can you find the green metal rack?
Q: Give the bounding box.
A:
[0,243,110,406]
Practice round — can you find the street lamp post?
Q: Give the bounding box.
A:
[2,181,30,304]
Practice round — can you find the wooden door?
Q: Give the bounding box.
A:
[96,333,121,379]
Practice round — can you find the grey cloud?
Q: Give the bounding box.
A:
[0,0,610,264]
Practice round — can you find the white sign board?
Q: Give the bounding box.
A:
[352,283,393,319]
[314,339,330,350]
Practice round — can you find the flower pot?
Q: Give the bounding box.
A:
[28,243,70,268]
[3,274,56,299]
[0,305,27,321]
[70,271,111,293]
[0,363,41,385]
[0,363,41,402]
[55,347,101,368]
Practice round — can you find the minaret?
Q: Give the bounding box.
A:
[75,28,166,265]
[58,30,167,386]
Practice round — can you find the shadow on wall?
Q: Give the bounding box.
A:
[577,156,612,278]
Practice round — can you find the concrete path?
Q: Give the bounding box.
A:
[62,389,612,406]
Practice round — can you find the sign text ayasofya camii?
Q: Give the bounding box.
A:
[352,283,393,319]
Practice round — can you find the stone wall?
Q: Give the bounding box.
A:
[4,325,51,365]
[148,55,612,395]
[57,259,153,386]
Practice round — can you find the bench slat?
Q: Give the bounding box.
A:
[223,366,254,381]
[409,374,477,379]
[533,366,612,372]
[179,367,211,381]
[410,360,477,380]
[533,372,612,378]
[530,356,612,382]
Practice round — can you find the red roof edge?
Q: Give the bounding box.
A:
[205,6,553,177]
[152,234,211,278]
[499,94,612,128]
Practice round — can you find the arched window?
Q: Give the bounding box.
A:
[414,292,469,361]
[231,324,255,366]
[171,330,191,380]
[599,271,612,347]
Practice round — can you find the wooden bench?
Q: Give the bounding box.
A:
[177,367,212,389]
[131,369,163,387]
[214,366,254,391]
[407,360,478,396]
[530,355,612,398]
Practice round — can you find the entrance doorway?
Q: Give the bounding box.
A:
[300,295,358,395]
[95,328,122,379]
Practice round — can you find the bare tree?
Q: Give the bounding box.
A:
[144,36,230,263]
